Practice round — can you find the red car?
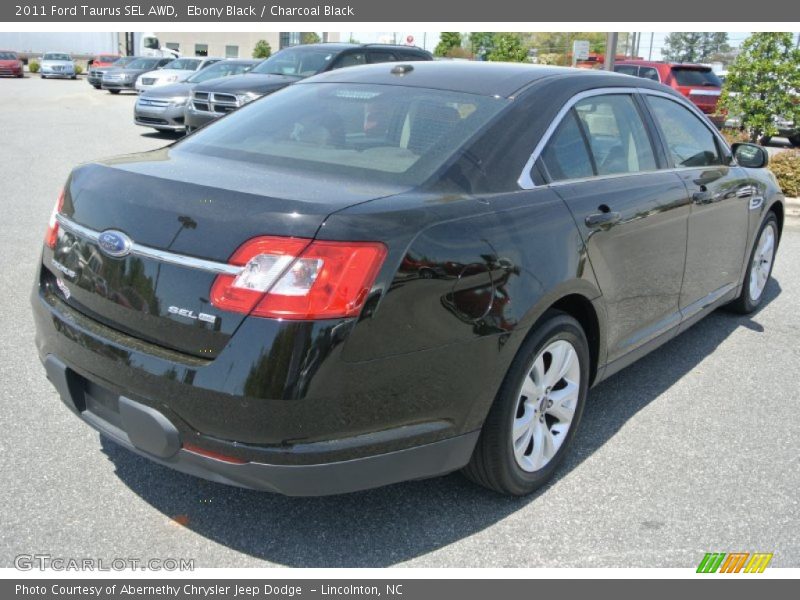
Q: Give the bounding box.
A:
[88,54,121,69]
[0,50,24,78]
[613,60,725,127]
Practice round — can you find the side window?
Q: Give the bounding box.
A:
[646,96,722,167]
[614,65,639,76]
[368,51,398,64]
[639,67,660,81]
[332,52,366,69]
[539,111,594,181]
[573,95,657,175]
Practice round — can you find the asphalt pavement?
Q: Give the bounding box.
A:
[1,75,798,568]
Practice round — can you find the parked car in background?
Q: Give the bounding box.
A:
[88,54,120,70]
[0,50,24,77]
[39,52,76,79]
[135,57,223,93]
[134,59,259,132]
[101,57,172,94]
[614,60,725,127]
[88,56,137,89]
[35,63,783,497]
[185,43,433,131]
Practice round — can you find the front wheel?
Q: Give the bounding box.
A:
[788,134,800,148]
[728,213,778,314]
[108,89,120,94]
[463,312,590,495]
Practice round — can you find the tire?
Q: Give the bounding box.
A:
[108,89,120,94]
[92,85,101,89]
[728,213,778,314]
[463,312,590,495]
[758,136,771,146]
[788,134,800,148]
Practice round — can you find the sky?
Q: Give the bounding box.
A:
[336,31,769,60]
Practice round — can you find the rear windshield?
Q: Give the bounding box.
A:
[97,55,117,62]
[113,57,135,67]
[186,61,254,83]
[178,82,507,186]
[126,58,162,70]
[672,67,721,87]
[43,53,70,61]
[0,51,18,60]
[164,58,201,70]
[251,47,335,77]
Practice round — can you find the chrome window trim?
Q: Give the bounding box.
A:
[55,214,242,277]
[517,86,732,190]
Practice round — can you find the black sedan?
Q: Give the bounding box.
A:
[33,62,784,496]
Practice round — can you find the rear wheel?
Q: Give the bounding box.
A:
[789,134,800,148]
[759,136,771,146]
[463,312,589,495]
[728,213,778,314]
[92,85,101,89]
[108,89,120,94]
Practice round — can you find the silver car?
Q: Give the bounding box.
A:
[134,59,259,132]
[39,52,76,79]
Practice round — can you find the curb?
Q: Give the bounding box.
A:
[787,197,800,219]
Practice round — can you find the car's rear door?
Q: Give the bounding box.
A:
[533,91,690,365]
[642,93,751,321]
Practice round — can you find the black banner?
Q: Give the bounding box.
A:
[3,0,799,22]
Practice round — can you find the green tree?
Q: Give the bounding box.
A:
[435,32,463,57]
[721,32,800,143]
[663,32,731,63]
[486,33,528,63]
[469,32,495,60]
[300,32,321,45]
[252,39,272,59]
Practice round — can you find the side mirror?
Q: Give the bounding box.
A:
[732,143,769,169]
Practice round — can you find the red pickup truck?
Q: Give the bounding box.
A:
[614,60,725,127]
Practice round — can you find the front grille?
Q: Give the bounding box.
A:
[193,91,240,114]
[138,97,170,108]
[141,78,156,85]
[0,69,16,75]
[137,116,169,125]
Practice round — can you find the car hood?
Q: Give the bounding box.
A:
[141,81,194,99]
[141,68,193,81]
[194,72,300,95]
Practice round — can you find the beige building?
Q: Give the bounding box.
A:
[153,32,341,59]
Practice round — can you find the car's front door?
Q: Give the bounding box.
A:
[643,94,751,319]
[534,92,691,366]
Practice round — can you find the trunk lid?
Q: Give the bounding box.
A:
[50,147,406,357]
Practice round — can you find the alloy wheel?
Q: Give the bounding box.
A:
[749,223,775,302]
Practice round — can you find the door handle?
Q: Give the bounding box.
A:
[585,211,621,228]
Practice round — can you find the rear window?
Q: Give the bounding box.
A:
[671,67,721,87]
[178,83,507,186]
[43,53,70,61]
[97,55,117,62]
[0,51,17,60]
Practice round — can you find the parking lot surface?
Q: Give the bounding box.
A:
[1,76,799,568]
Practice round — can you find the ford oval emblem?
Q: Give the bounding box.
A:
[98,230,132,258]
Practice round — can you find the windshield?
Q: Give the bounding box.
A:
[164,58,202,71]
[43,53,70,61]
[672,67,721,87]
[178,83,507,186]
[0,52,17,60]
[112,56,135,67]
[186,61,255,83]
[97,55,118,62]
[127,58,162,70]
[251,47,336,77]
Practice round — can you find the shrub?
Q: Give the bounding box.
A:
[720,128,750,145]
[28,61,39,73]
[74,64,83,75]
[252,39,272,59]
[769,150,800,197]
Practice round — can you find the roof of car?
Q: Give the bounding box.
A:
[615,59,712,68]
[287,42,429,53]
[302,61,669,98]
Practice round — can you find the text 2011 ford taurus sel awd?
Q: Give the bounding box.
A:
[33,62,784,496]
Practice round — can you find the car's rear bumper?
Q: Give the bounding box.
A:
[43,354,477,495]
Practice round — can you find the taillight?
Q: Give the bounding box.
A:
[45,188,65,249]
[210,236,387,320]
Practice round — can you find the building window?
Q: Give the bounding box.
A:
[166,42,180,53]
[279,32,301,49]
[225,45,239,58]
[195,44,208,57]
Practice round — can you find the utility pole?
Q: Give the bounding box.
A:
[604,32,618,71]
[648,32,654,60]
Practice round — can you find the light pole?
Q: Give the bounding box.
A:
[604,33,618,71]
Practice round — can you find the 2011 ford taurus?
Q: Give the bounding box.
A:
[33,62,784,496]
